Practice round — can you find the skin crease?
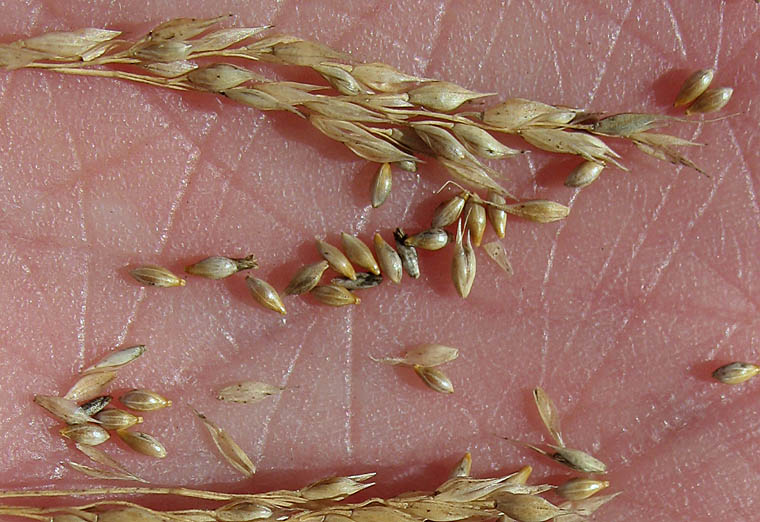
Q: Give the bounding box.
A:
[0,0,758,520]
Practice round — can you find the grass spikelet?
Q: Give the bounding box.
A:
[34,395,100,425]
[64,371,117,403]
[214,501,273,521]
[452,123,522,159]
[350,62,428,92]
[556,478,609,500]
[407,81,495,112]
[194,410,256,477]
[495,493,564,522]
[60,424,110,446]
[187,63,260,91]
[371,344,459,367]
[300,474,375,501]
[185,255,257,279]
[217,381,283,404]
[503,200,570,223]
[312,62,365,95]
[532,386,565,447]
[518,128,623,168]
[83,345,145,374]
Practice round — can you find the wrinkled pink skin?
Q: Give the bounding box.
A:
[0,1,758,520]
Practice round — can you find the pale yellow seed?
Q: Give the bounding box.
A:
[214,501,273,522]
[565,161,604,188]
[60,424,110,446]
[519,128,622,167]
[451,220,470,298]
[449,452,472,478]
[300,474,375,501]
[189,25,271,54]
[495,493,563,522]
[350,62,427,92]
[373,233,403,284]
[83,345,145,374]
[246,275,287,315]
[132,40,192,62]
[312,62,365,96]
[712,362,760,384]
[452,123,522,159]
[413,123,475,164]
[463,230,477,296]
[316,238,357,280]
[64,371,117,403]
[487,191,507,238]
[685,87,733,115]
[504,200,570,223]
[341,233,380,275]
[187,63,259,91]
[284,260,329,295]
[674,68,714,107]
[130,265,186,287]
[120,389,172,411]
[549,445,607,473]
[98,507,164,522]
[217,381,283,404]
[185,255,257,279]
[482,98,575,130]
[413,364,454,394]
[311,284,361,306]
[432,193,467,228]
[372,344,460,367]
[405,228,449,251]
[371,163,392,208]
[195,410,255,476]
[116,430,167,458]
[407,81,494,112]
[94,408,143,431]
[556,478,609,501]
[34,395,100,425]
[464,200,486,247]
[533,386,565,447]
[149,15,230,41]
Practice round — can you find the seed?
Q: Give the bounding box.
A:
[449,452,472,478]
[94,408,143,431]
[372,344,459,367]
[311,284,361,306]
[316,238,357,280]
[332,272,383,290]
[396,159,417,172]
[284,260,329,295]
[116,430,167,458]
[464,200,486,247]
[712,362,760,384]
[64,371,117,403]
[451,220,470,298]
[149,15,230,41]
[505,439,607,473]
[217,381,283,404]
[486,191,507,238]
[405,228,449,250]
[34,395,100,425]
[341,233,380,275]
[215,501,273,522]
[685,86,733,114]
[393,228,420,279]
[413,123,474,163]
[373,233,403,284]
[533,386,565,447]
[504,465,533,485]
[564,161,604,188]
[482,98,575,130]
[129,265,185,287]
[495,493,563,522]
[98,507,164,522]
[67,461,143,483]
[561,491,621,518]
[132,40,192,62]
[504,200,570,223]
[60,424,110,446]
[185,255,257,279]
[246,275,287,315]
[413,364,454,394]
[80,395,112,417]
[591,113,669,137]
[300,474,375,500]
[452,123,522,159]
[463,229,477,296]
[556,478,609,501]
[350,62,426,92]
[407,81,494,112]
[432,193,467,228]
[195,409,255,476]
[674,68,714,107]
[83,345,145,374]
[76,442,145,483]
[313,62,364,96]
[370,163,392,208]
[120,389,172,411]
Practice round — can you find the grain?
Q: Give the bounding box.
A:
[246,275,287,315]
[311,284,361,306]
[116,430,167,458]
[67,462,143,483]
[300,474,375,500]
[564,161,604,188]
[393,228,420,279]
[341,233,380,275]
[34,395,100,425]
[448,452,472,478]
[712,362,760,384]
[495,493,563,522]
[60,424,110,446]
[504,200,570,223]
[80,396,112,417]
[83,345,145,374]
[451,220,470,298]
[313,62,364,96]
[185,255,257,279]
[129,265,185,287]
[214,501,273,522]
[482,98,576,130]
[463,228,477,297]
[413,365,454,394]
[405,228,449,250]
[533,387,565,447]
[452,123,521,159]
[483,241,513,275]
[77,440,139,479]
[373,233,403,284]
[187,63,259,91]
[350,62,426,92]
[504,465,532,485]
[685,86,733,114]
[370,163,392,208]
[195,410,255,476]
[407,81,494,112]
[505,439,607,473]
[486,191,507,238]
[217,381,283,404]
[432,193,467,228]
[120,389,171,411]
[316,238,357,280]
[284,260,329,295]
[94,408,143,431]
[519,128,622,167]
[64,371,117,403]
[332,272,383,290]
[556,478,609,500]
[464,200,487,247]
[372,344,459,367]
[674,68,714,107]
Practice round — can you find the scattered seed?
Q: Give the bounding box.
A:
[129,265,185,287]
[413,364,454,394]
[316,238,357,280]
[370,162,392,208]
[94,408,143,431]
[393,228,420,279]
[483,241,513,276]
[341,233,380,275]
[116,430,167,458]
[685,86,733,114]
[214,501,273,522]
[80,396,112,417]
[195,409,255,476]
[533,387,565,447]
[246,275,287,315]
[60,424,110,446]
[464,200,486,247]
[82,345,145,374]
[712,362,760,385]
[451,220,470,299]
[75,443,147,483]
[34,395,100,425]
[674,68,714,107]
[332,272,383,290]
[373,233,403,284]
[311,284,361,306]
[120,389,172,411]
[556,478,609,501]
[285,260,329,295]
[486,191,507,238]
[372,344,459,367]
[432,193,467,228]
[405,228,449,250]
[495,492,563,522]
[504,200,570,223]
[506,439,606,473]
[564,161,604,188]
[217,381,283,404]
[64,371,117,403]
[300,474,375,501]
[185,255,257,279]
[448,452,472,478]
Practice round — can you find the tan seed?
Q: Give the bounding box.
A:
[407,81,494,112]
[482,98,575,130]
[120,389,171,411]
[564,161,604,188]
[246,275,287,315]
[556,478,609,501]
[300,474,375,500]
[396,159,417,172]
[371,162,392,208]
[533,386,565,447]
[504,465,533,485]
[185,255,257,279]
[549,445,607,473]
[394,228,420,279]
[284,261,329,295]
[350,62,426,92]
[373,233,403,284]
[332,272,383,290]
[464,200,486,247]
[432,193,467,228]
[495,493,563,522]
[195,409,255,476]
[132,40,192,62]
[83,344,145,374]
[504,200,570,223]
[405,228,449,250]
[60,424,110,446]
[313,62,364,96]
[80,395,112,417]
[129,265,185,287]
[98,507,164,522]
[34,395,100,425]
[149,15,229,41]
[685,86,733,114]
[341,233,380,275]
[452,123,522,159]
[463,230,477,297]
[316,238,357,280]
[712,362,760,384]
[372,344,459,367]
[451,220,470,298]
[215,501,273,522]
[116,430,167,458]
[674,68,714,107]
[449,452,472,478]
[217,381,283,404]
[487,191,507,238]
[591,113,669,137]
[94,408,143,431]
[311,284,361,306]
[64,371,117,403]
[413,364,454,394]
[187,63,258,91]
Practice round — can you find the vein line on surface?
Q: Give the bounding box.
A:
[662,0,687,57]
